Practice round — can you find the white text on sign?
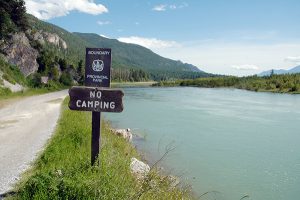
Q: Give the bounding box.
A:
[88,50,110,55]
[75,91,115,109]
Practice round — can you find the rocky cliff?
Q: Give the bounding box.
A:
[30,30,68,49]
[0,32,39,76]
[0,31,68,77]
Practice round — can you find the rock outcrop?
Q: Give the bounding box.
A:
[0,33,39,76]
[0,30,68,77]
[130,158,150,179]
[32,31,67,49]
[110,128,133,141]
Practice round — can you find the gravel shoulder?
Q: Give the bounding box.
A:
[0,90,68,194]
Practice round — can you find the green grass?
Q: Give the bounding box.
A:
[8,98,192,200]
[0,88,59,109]
[0,57,27,85]
[0,87,61,101]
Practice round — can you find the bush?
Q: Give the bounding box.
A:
[0,86,12,96]
[27,73,42,88]
[59,72,72,86]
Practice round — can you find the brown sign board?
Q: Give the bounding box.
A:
[69,86,124,113]
[85,48,111,87]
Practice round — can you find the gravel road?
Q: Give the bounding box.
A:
[0,90,68,194]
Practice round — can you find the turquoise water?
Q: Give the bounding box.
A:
[105,87,300,200]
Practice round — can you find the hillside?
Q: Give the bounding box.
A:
[73,33,207,79]
[27,15,209,80]
[1,1,211,94]
[258,65,300,76]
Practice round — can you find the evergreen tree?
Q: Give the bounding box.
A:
[10,0,28,31]
[58,58,68,71]
[0,0,28,38]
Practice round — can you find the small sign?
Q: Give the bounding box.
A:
[69,86,124,113]
[85,48,111,87]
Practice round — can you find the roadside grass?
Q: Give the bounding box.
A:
[8,98,192,200]
[0,88,63,109]
[0,87,58,100]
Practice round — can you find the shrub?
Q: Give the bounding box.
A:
[59,72,72,86]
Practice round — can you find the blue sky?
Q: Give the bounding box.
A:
[25,0,300,76]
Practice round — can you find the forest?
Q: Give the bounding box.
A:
[154,73,300,93]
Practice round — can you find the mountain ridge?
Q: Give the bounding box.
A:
[26,14,209,80]
[258,65,300,76]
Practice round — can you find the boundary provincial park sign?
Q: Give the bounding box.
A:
[85,48,111,87]
[68,47,124,166]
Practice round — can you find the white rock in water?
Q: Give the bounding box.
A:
[111,128,132,141]
[167,175,180,188]
[130,157,150,179]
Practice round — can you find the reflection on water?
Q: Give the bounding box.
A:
[105,87,300,200]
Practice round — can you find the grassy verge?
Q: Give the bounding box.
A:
[0,87,65,109]
[0,87,59,100]
[0,58,27,86]
[0,87,56,109]
[8,98,192,200]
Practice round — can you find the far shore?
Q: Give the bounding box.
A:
[111,81,157,87]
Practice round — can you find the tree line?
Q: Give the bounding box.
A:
[112,68,150,82]
[154,74,300,94]
[0,0,28,39]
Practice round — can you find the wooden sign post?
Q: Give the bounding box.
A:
[68,48,123,166]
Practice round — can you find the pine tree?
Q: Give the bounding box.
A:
[0,0,28,38]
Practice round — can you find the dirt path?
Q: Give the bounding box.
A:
[0,90,68,194]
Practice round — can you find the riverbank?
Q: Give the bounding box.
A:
[112,81,157,88]
[6,98,192,199]
[153,74,300,94]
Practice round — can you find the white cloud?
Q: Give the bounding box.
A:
[153,41,300,76]
[97,20,110,25]
[169,5,177,10]
[117,36,179,49]
[152,3,188,11]
[231,64,259,70]
[25,0,108,20]
[285,56,300,63]
[152,4,167,11]
[100,34,110,39]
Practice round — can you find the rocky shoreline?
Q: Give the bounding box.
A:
[109,128,180,188]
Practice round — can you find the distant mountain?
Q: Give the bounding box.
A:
[73,33,209,79]
[2,8,212,88]
[289,65,300,73]
[258,65,300,76]
[26,15,210,80]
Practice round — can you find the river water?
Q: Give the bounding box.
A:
[105,87,300,200]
